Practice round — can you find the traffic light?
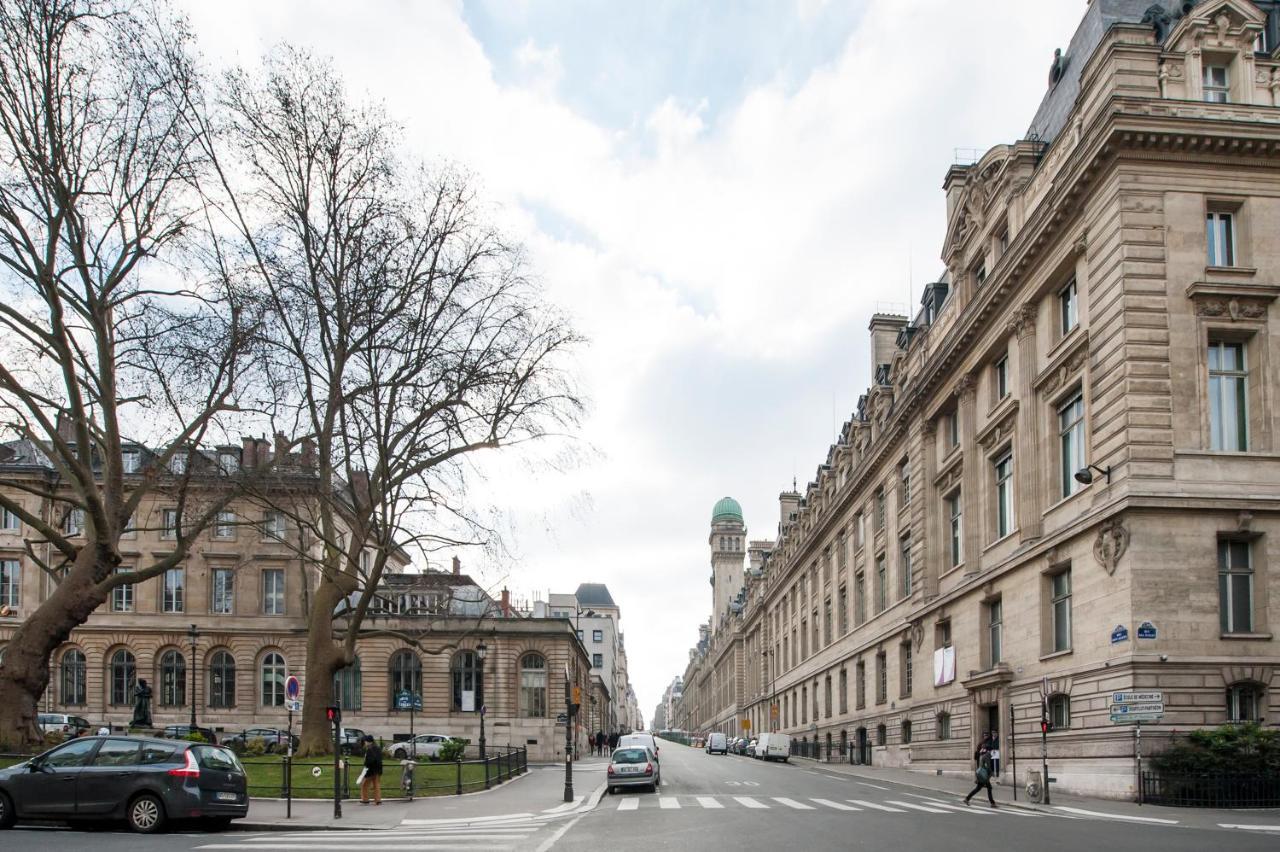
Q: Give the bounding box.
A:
[1040,718,1051,734]
[326,705,342,726]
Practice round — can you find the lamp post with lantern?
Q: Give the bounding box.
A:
[187,623,199,731]
[476,642,487,760]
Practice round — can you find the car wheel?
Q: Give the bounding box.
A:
[127,793,166,834]
[0,790,15,829]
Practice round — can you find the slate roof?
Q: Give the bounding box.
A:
[574,582,617,608]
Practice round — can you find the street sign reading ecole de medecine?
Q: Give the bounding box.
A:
[1112,692,1162,704]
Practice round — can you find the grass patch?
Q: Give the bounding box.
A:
[0,756,31,770]
[241,756,499,799]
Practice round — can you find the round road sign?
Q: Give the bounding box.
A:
[285,675,300,701]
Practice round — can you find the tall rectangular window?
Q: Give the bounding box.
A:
[801,619,809,659]
[1219,539,1253,634]
[824,676,832,718]
[948,413,960,449]
[900,643,913,697]
[899,460,911,505]
[218,450,240,474]
[169,450,187,475]
[592,629,603,643]
[875,488,886,529]
[214,511,236,540]
[1206,210,1235,266]
[64,507,84,536]
[948,492,963,567]
[0,559,19,608]
[1059,278,1078,336]
[875,652,887,704]
[854,571,865,625]
[1059,393,1086,498]
[162,567,184,613]
[1051,570,1072,653]
[875,554,887,613]
[262,568,285,615]
[823,597,832,645]
[994,452,1014,539]
[121,449,140,474]
[212,568,234,615]
[161,508,180,539]
[262,511,285,541]
[1203,64,1229,103]
[1208,341,1248,451]
[839,668,848,714]
[856,660,866,709]
[1,506,20,531]
[988,598,1003,667]
[994,355,1009,401]
[899,535,912,599]
[112,567,134,612]
[838,584,848,635]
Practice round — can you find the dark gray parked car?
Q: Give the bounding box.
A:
[0,735,248,833]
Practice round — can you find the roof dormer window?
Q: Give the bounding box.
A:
[1203,64,1230,103]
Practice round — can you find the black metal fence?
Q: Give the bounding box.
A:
[1141,771,1280,808]
[790,739,822,760]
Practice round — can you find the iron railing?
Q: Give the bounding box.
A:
[1141,771,1280,808]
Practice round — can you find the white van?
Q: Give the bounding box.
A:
[754,732,791,762]
[618,732,661,761]
[705,732,728,754]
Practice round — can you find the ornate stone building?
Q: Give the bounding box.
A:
[674,0,1280,799]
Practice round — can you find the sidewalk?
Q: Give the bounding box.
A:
[236,756,611,831]
[790,756,1280,832]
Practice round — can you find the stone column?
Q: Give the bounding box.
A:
[921,418,940,599]
[1011,305,1043,542]
[957,374,981,576]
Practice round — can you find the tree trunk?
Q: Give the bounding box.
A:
[296,578,348,756]
[0,549,110,749]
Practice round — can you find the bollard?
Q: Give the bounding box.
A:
[455,758,463,795]
[484,753,491,790]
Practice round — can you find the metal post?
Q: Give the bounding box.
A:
[1136,721,1143,806]
[455,757,462,795]
[563,677,574,802]
[286,706,293,819]
[332,719,342,819]
[1040,709,1050,806]
[188,624,198,731]
[1008,703,1017,802]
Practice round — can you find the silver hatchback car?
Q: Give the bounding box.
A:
[606,746,660,793]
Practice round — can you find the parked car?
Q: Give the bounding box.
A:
[338,728,367,755]
[746,738,758,756]
[159,724,219,745]
[617,732,660,761]
[222,727,297,754]
[754,732,791,762]
[0,735,248,833]
[388,733,450,760]
[37,713,92,738]
[605,746,660,793]
[705,732,727,755]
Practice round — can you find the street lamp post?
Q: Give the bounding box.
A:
[476,642,487,760]
[187,624,199,731]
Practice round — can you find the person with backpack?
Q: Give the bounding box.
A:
[964,744,997,807]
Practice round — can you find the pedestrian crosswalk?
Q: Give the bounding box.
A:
[608,793,1039,817]
[195,820,550,851]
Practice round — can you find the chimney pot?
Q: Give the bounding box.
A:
[501,587,511,617]
[452,556,461,576]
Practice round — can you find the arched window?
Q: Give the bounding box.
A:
[333,657,362,711]
[876,723,887,745]
[901,720,912,744]
[1048,693,1071,729]
[520,653,547,718]
[61,649,86,706]
[451,650,482,712]
[109,649,135,705]
[159,649,186,706]
[260,652,286,707]
[1227,682,1265,722]
[208,650,236,708]
[937,712,951,740]
[389,650,422,708]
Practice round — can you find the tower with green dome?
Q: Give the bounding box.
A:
[709,496,746,636]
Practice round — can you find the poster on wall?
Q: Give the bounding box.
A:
[933,646,956,686]
[461,690,476,712]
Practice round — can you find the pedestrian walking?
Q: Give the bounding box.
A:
[964,745,997,808]
[594,730,605,756]
[359,735,383,805]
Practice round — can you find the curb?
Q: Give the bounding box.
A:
[231,820,390,832]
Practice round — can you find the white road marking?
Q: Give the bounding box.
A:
[535,811,587,852]
[907,797,994,816]
[196,846,512,851]
[772,797,816,810]
[403,814,535,825]
[617,797,639,811]
[848,799,905,812]
[1218,824,1280,832]
[696,796,724,808]
[856,781,890,790]
[1053,806,1178,824]
[659,796,681,809]
[811,798,861,811]
[888,800,951,814]
[733,796,769,808]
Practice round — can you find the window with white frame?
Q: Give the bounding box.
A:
[1051,569,1072,653]
[64,507,84,536]
[162,567,184,613]
[262,568,285,615]
[1203,64,1229,103]
[262,511,285,541]
[161,508,180,539]
[899,535,912,599]
[994,452,1014,539]
[112,567,133,612]
[260,652,286,706]
[1058,393,1086,498]
[212,567,234,615]
[1218,539,1253,634]
[1206,210,1236,266]
[0,559,19,608]
[218,450,240,474]
[875,651,887,704]
[948,412,960,449]
[875,554,887,613]
[1,505,20,530]
[1058,278,1078,336]
[1208,340,1248,451]
[1226,682,1264,723]
[169,451,187,475]
[121,449,140,474]
[947,491,963,568]
[899,459,911,505]
[1048,693,1071,729]
[214,510,236,540]
[987,597,1003,667]
[993,355,1009,402]
[900,642,913,697]
[592,629,603,643]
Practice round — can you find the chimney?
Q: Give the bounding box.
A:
[273,431,289,461]
[242,437,257,467]
[778,490,801,528]
[55,410,75,443]
[452,555,461,576]
[868,314,908,384]
[501,587,510,617]
[301,437,316,469]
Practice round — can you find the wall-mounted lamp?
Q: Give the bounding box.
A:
[1073,464,1111,486]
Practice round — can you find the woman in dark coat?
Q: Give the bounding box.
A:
[360,735,384,805]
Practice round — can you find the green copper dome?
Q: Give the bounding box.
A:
[711,496,743,524]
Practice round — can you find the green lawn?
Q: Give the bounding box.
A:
[0,756,30,769]
[240,756,501,799]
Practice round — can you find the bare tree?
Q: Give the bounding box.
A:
[217,50,581,755]
[0,0,258,747]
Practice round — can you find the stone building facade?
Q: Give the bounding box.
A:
[674,0,1280,799]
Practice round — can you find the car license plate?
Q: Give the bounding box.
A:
[216,792,238,801]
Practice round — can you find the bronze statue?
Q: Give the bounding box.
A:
[130,678,153,728]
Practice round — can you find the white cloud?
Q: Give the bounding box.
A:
[178,0,1087,718]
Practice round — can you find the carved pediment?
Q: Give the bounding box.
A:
[941,147,1014,265]
[1165,0,1266,54]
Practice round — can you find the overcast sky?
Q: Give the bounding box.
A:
[180,0,1086,721]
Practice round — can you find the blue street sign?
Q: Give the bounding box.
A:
[1136,621,1157,640]
[285,675,300,701]
[396,691,422,711]
[1110,624,1129,644]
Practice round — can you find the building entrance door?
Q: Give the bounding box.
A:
[855,727,870,765]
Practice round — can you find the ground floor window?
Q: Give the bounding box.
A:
[1048,693,1071,730]
[1226,682,1265,723]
